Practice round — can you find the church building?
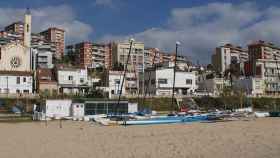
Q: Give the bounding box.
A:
[0,9,33,94]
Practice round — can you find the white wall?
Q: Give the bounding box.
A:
[35,49,54,69]
[45,100,72,118]
[108,72,125,98]
[58,69,88,86]
[0,75,33,94]
[128,102,138,113]
[155,68,196,91]
[71,103,85,118]
[234,78,264,95]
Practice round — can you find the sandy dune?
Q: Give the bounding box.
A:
[0,118,280,158]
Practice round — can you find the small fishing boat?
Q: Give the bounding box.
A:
[254,112,269,118]
[121,115,208,125]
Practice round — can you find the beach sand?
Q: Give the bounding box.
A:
[0,118,279,158]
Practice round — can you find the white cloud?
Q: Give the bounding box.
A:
[99,2,280,64]
[0,5,93,44]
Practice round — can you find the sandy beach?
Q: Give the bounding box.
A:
[0,118,279,158]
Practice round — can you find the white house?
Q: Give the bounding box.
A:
[108,71,138,98]
[233,77,265,96]
[0,72,33,94]
[32,44,54,69]
[197,77,231,96]
[144,68,196,96]
[57,67,91,94]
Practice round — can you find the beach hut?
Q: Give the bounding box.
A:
[45,99,72,118]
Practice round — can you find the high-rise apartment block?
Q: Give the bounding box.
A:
[67,42,92,68]
[112,41,144,72]
[5,21,24,35]
[245,41,280,95]
[67,42,112,69]
[212,44,248,75]
[40,27,65,59]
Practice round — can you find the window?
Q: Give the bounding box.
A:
[158,78,167,84]
[23,77,26,82]
[16,89,20,94]
[16,77,20,84]
[115,79,120,84]
[186,79,192,85]
[80,78,84,83]
[68,76,73,81]
[23,90,29,93]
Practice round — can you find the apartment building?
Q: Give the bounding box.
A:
[92,43,106,68]
[32,44,54,69]
[105,43,113,69]
[112,41,144,73]
[67,42,112,69]
[67,42,93,68]
[245,41,280,95]
[4,21,24,42]
[40,27,65,59]
[5,21,24,34]
[144,48,161,68]
[212,44,248,75]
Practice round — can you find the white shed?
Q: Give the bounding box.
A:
[45,99,72,118]
[128,102,138,113]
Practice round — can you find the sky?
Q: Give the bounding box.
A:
[1,0,280,64]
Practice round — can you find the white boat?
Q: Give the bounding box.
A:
[254,112,269,118]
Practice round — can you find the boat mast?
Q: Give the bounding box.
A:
[171,42,180,110]
[115,38,134,114]
[142,48,159,107]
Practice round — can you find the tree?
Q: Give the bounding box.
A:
[206,64,214,71]
[86,88,106,98]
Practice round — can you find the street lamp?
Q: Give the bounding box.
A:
[171,41,181,109]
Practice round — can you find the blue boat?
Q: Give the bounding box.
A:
[123,115,208,125]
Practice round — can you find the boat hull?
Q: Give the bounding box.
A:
[124,115,208,125]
